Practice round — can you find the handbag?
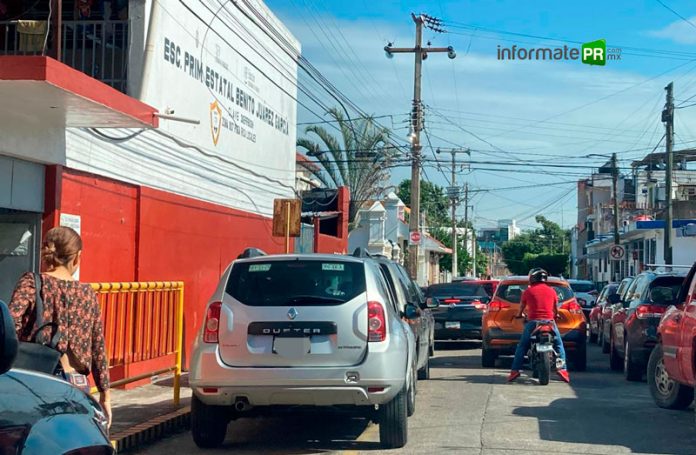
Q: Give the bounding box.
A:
[13,273,63,374]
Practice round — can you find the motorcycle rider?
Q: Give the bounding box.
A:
[507,268,570,383]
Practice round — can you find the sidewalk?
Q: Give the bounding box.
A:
[109,373,192,452]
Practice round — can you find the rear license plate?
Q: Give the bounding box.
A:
[273,337,310,358]
[445,321,460,329]
[536,344,554,352]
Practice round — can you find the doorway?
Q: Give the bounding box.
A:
[0,209,41,303]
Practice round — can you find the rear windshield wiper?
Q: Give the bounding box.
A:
[284,295,346,304]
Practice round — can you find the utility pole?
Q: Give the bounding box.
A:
[385,14,456,280]
[611,152,620,246]
[663,82,675,268]
[463,183,469,275]
[437,148,469,279]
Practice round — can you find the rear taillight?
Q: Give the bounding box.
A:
[472,300,487,311]
[443,299,459,304]
[368,301,386,342]
[636,304,666,319]
[487,300,510,312]
[561,301,583,314]
[203,301,222,343]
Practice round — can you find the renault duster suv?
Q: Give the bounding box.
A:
[189,252,417,449]
[481,276,587,370]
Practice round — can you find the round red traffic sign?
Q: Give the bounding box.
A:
[410,231,422,244]
[610,245,625,260]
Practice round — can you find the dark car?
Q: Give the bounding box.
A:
[426,280,498,341]
[589,283,618,344]
[601,276,634,354]
[0,301,113,455]
[374,258,436,379]
[609,272,686,381]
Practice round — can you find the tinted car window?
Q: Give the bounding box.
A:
[570,282,595,293]
[426,283,490,298]
[227,260,366,306]
[496,283,573,304]
[647,276,686,306]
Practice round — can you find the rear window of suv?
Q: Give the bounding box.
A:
[227,260,366,306]
[426,283,493,298]
[496,283,573,304]
[570,282,595,293]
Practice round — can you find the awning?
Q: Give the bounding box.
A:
[0,56,158,128]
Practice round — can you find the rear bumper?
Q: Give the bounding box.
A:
[484,327,586,355]
[434,320,482,340]
[189,341,407,407]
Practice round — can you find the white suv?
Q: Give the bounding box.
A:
[189,252,418,449]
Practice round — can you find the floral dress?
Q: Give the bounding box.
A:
[9,272,110,392]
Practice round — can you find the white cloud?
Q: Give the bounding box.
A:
[649,16,696,45]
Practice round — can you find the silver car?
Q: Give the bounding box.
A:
[189,252,417,449]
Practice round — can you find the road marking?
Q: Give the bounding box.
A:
[342,420,377,455]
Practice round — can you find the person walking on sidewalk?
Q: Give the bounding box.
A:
[8,226,112,427]
[507,268,570,384]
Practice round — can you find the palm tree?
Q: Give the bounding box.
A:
[297,107,396,224]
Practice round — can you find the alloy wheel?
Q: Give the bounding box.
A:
[655,358,675,396]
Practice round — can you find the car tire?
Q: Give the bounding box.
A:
[648,345,694,410]
[429,340,435,357]
[407,367,416,417]
[624,340,642,382]
[379,386,408,449]
[602,329,610,354]
[597,326,604,347]
[417,354,430,380]
[191,395,228,449]
[481,347,497,368]
[572,343,587,372]
[609,336,622,371]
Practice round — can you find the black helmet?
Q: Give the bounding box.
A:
[528,268,548,284]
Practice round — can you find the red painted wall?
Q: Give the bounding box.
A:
[46,167,350,374]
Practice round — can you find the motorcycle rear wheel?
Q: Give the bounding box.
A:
[538,351,551,385]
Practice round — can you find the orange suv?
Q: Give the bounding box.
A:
[481,276,587,371]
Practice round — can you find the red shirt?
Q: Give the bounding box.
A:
[521,282,557,320]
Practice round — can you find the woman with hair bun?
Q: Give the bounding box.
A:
[8,226,111,427]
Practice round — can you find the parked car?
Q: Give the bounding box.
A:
[567,279,598,320]
[601,276,635,354]
[648,262,696,410]
[589,283,618,344]
[608,271,686,380]
[0,301,113,455]
[372,256,436,379]
[425,280,498,341]
[481,276,587,370]
[188,252,418,449]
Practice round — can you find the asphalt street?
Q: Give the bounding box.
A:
[134,342,696,455]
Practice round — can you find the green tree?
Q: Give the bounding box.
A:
[501,216,570,276]
[297,107,395,223]
[397,179,450,227]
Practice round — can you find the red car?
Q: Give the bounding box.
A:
[648,262,696,409]
[588,283,618,344]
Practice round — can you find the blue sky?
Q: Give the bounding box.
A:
[267,0,696,231]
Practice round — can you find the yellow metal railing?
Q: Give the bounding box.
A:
[88,281,184,405]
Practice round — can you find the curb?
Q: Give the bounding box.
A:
[111,406,191,453]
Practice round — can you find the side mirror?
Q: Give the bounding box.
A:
[425,297,439,309]
[404,303,419,320]
[0,300,18,375]
[607,294,621,305]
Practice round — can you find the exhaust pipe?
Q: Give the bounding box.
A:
[234,397,251,412]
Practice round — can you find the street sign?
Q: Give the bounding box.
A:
[272,199,301,238]
[409,231,422,245]
[610,245,625,260]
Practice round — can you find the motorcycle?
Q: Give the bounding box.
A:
[527,320,563,385]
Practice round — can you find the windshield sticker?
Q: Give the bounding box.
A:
[249,264,272,272]
[322,263,345,271]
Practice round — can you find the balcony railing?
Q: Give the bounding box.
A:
[0,20,128,93]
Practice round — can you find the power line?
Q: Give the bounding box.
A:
[654,0,696,31]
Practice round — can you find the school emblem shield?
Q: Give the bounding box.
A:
[209,101,222,145]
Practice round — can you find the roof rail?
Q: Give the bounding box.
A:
[237,248,267,259]
[352,248,372,258]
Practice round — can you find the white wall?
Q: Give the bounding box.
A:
[65,0,299,217]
